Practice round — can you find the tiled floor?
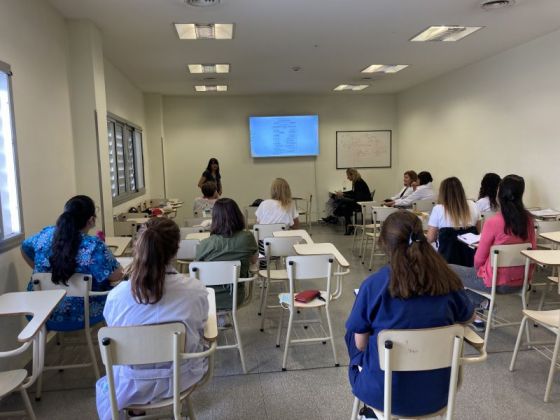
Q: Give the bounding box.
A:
[1,223,560,419]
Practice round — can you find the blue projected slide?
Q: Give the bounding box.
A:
[249,115,319,158]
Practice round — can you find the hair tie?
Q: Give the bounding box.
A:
[408,232,423,246]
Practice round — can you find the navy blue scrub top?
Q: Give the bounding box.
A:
[345,265,473,417]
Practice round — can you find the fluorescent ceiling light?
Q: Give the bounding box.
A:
[175,23,234,40]
[188,64,230,74]
[194,85,228,92]
[333,84,369,91]
[410,26,483,42]
[361,64,408,74]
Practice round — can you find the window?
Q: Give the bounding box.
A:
[107,114,145,204]
[0,61,23,251]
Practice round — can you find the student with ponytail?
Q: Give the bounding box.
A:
[21,195,122,331]
[96,218,209,420]
[346,211,473,417]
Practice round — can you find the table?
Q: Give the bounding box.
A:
[294,243,349,268]
[186,232,210,240]
[540,231,560,245]
[105,236,131,256]
[521,249,560,266]
[0,290,66,389]
[273,229,313,244]
[116,257,133,268]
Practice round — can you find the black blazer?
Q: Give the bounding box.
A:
[343,178,372,202]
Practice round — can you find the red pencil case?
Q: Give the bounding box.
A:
[295,289,321,303]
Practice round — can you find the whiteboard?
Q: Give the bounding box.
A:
[336,130,391,169]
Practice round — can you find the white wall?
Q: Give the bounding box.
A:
[397,28,560,208]
[0,0,76,367]
[162,94,398,221]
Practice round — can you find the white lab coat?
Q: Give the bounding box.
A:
[96,268,209,420]
[393,182,435,208]
[390,186,414,201]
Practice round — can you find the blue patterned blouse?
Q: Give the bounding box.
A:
[22,226,120,331]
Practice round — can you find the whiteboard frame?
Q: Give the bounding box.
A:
[336,130,392,169]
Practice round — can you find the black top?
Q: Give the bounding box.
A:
[202,170,222,194]
[343,178,372,202]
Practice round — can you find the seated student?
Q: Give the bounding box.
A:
[384,170,417,202]
[346,211,473,417]
[96,218,209,420]
[256,178,300,229]
[21,195,122,331]
[476,172,501,213]
[386,171,434,208]
[449,175,536,330]
[193,181,219,216]
[332,168,372,235]
[427,177,480,266]
[196,198,258,311]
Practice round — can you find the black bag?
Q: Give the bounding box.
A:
[250,199,263,207]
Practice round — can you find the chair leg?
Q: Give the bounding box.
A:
[509,316,527,371]
[544,332,560,402]
[258,276,267,316]
[185,395,196,420]
[85,328,101,379]
[20,388,37,420]
[232,311,247,374]
[325,306,339,367]
[367,240,375,271]
[282,309,295,371]
[350,396,360,420]
[276,309,285,348]
[35,373,43,401]
[482,300,495,353]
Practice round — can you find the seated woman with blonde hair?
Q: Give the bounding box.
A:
[256,178,300,229]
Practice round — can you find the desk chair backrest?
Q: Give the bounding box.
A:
[480,211,497,230]
[253,223,287,242]
[113,220,141,238]
[244,206,258,228]
[377,325,465,420]
[285,255,334,303]
[177,239,200,261]
[189,261,246,311]
[490,243,533,269]
[180,227,205,239]
[357,201,377,224]
[184,217,211,229]
[535,220,560,249]
[412,200,435,213]
[31,272,92,297]
[98,322,186,420]
[263,236,302,259]
[371,206,399,225]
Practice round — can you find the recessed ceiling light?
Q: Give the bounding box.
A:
[361,64,408,74]
[175,23,234,40]
[185,0,220,6]
[194,85,228,92]
[333,84,369,91]
[410,26,483,42]
[188,64,230,74]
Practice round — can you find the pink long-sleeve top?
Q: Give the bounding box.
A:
[474,212,536,287]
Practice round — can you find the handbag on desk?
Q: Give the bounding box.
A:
[295,289,321,303]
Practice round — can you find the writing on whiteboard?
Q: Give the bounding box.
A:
[336,131,391,168]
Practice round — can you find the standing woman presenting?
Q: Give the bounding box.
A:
[198,157,222,195]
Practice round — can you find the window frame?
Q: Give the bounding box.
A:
[107,113,145,206]
[0,60,24,252]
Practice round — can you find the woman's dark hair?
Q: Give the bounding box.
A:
[210,198,245,237]
[478,173,501,211]
[498,174,531,240]
[129,218,180,304]
[379,211,464,299]
[206,158,220,175]
[50,195,96,285]
[201,181,217,198]
[417,171,433,185]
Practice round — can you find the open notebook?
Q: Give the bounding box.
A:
[457,233,481,246]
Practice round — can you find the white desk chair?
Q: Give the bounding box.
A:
[350,325,487,420]
[184,217,211,229]
[113,220,142,240]
[479,211,497,231]
[466,243,532,352]
[531,222,560,310]
[412,200,435,214]
[176,239,200,273]
[295,194,313,230]
[351,201,377,258]
[365,207,400,270]
[252,223,287,243]
[180,226,205,239]
[244,206,258,229]
[510,306,560,402]
[31,273,109,400]
[277,255,338,371]
[98,316,217,420]
[258,236,303,332]
[189,261,255,374]
[0,348,36,419]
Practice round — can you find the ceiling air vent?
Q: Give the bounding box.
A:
[481,0,515,10]
[185,0,220,7]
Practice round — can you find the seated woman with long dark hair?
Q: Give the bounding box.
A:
[476,172,501,213]
[346,211,473,417]
[96,218,209,420]
[21,195,122,331]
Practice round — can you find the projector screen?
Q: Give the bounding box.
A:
[249,115,319,158]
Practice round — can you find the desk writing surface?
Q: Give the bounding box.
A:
[105,236,131,256]
[117,257,133,268]
[521,250,560,265]
[293,243,349,267]
[186,232,211,240]
[539,231,560,245]
[0,290,65,342]
[273,229,313,244]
